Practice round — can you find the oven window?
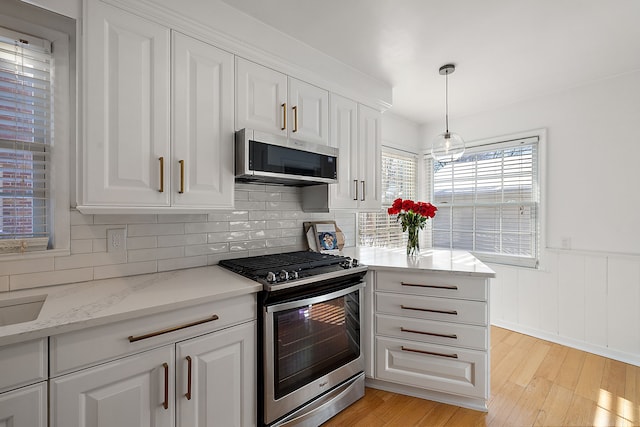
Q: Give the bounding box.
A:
[272,289,360,399]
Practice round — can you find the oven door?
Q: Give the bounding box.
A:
[264,282,364,425]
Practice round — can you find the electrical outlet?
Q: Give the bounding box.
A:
[107,228,126,253]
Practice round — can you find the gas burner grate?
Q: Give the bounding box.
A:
[219,251,348,278]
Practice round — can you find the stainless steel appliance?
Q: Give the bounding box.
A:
[235,128,338,186]
[219,251,367,426]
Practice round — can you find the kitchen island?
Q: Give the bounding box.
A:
[342,246,495,411]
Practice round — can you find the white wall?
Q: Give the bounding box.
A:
[382,112,422,154]
[421,71,640,365]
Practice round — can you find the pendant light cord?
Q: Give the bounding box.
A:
[445,71,449,134]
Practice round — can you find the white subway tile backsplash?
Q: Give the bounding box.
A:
[0,183,356,292]
[10,268,94,291]
[94,261,157,280]
[158,234,207,247]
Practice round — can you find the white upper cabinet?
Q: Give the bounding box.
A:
[357,104,382,210]
[79,1,234,212]
[172,32,234,209]
[236,58,329,145]
[82,0,170,208]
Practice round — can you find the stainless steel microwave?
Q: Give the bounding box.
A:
[234,128,338,186]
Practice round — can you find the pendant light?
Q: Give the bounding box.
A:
[431,64,465,163]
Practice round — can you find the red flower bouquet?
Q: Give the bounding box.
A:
[387,198,437,255]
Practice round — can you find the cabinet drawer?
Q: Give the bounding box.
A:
[50,294,255,376]
[376,270,487,301]
[375,336,487,399]
[0,338,47,393]
[376,292,487,326]
[376,314,487,350]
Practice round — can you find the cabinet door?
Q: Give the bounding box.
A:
[50,346,174,427]
[172,32,234,208]
[357,105,382,210]
[236,58,287,136]
[288,78,329,145]
[0,382,47,427]
[329,94,358,209]
[83,0,170,206]
[176,321,256,427]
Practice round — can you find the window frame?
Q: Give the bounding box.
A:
[0,6,73,259]
[425,129,547,268]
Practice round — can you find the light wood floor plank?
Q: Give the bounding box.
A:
[321,327,640,427]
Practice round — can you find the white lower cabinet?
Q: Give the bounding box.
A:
[0,382,47,427]
[50,345,175,427]
[176,321,256,427]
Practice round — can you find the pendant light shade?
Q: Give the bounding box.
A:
[431,64,465,163]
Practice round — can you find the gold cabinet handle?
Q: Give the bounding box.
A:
[185,356,192,400]
[158,157,164,192]
[281,103,287,130]
[400,327,458,340]
[353,179,358,201]
[128,315,219,343]
[401,282,459,290]
[401,346,458,359]
[292,105,298,132]
[401,305,458,316]
[162,362,169,409]
[360,180,365,201]
[178,160,185,194]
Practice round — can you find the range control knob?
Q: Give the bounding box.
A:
[289,271,299,280]
[340,260,352,269]
[266,271,277,283]
[278,270,289,281]
[351,258,359,267]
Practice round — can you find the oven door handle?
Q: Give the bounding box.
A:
[266,282,365,313]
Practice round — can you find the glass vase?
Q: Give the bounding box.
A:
[406,224,420,256]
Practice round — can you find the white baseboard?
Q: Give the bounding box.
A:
[492,320,640,367]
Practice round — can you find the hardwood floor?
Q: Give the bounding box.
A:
[322,326,640,426]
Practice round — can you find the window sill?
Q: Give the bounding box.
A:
[0,248,70,262]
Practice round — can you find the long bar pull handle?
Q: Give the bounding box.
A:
[401,282,459,290]
[162,362,169,409]
[128,315,219,343]
[360,181,365,201]
[292,105,298,132]
[178,160,185,194]
[281,103,287,130]
[400,327,458,340]
[158,157,164,193]
[353,179,358,201]
[401,305,458,316]
[402,346,458,359]
[185,356,192,400]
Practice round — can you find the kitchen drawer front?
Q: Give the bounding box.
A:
[376,292,487,326]
[0,338,47,393]
[376,314,488,350]
[50,293,255,377]
[375,336,487,399]
[376,270,487,301]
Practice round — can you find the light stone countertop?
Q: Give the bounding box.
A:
[0,266,261,346]
[341,247,496,278]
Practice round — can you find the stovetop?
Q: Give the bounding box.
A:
[219,250,366,292]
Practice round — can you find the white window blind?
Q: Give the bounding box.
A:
[429,136,539,267]
[0,28,51,253]
[359,147,417,248]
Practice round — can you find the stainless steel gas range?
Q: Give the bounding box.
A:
[219,251,368,427]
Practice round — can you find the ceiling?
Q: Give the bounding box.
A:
[220,0,640,125]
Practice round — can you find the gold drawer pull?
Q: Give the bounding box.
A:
[400,327,457,340]
[185,356,192,400]
[401,282,458,290]
[401,346,458,359]
[128,315,219,343]
[162,362,169,409]
[401,305,458,316]
[158,157,165,192]
[178,160,185,194]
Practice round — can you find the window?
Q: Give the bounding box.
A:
[427,135,541,268]
[358,147,417,248]
[0,28,52,253]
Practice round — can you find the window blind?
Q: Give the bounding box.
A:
[359,147,417,248]
[429,137,539,267]
[0,28,51,253]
